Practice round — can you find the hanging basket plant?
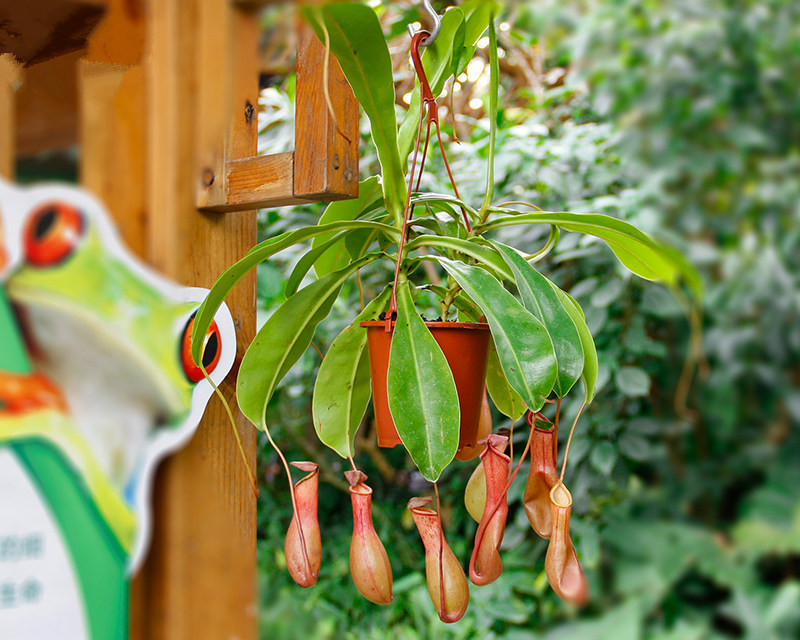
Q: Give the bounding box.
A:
[191,0,700,624]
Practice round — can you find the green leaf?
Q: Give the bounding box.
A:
[387,281,460,481]
[461,0,501,56]
[615,366,651,397]
[554,288,599,404]
[313,176,382,277]
[191,219,398,362]
[591,279,624,308]
[305,4,405,224]
[485,341,527,420]
[618,433,653,462]
[590,440,618,476]
[492,242,584,397]
[445,286,525,419]
[237,255,379,429]
[438,258,557,412]
[452,1,491,77]
[410,192,479,218]
[345,229,377,262]
[286,232,349,296]
[476,211,698,289]
[406,235,512,280]
[312,288,390,458]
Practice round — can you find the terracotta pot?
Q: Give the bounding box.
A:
[361,321,491,449]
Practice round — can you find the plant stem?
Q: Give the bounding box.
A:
[356,269,365,311]
[509,414,517,461]
[559,401,587,482]
[433,481,445,616]
[478,12,499,223]
[201,365,258,497]
[388,87,428,326]
[261,411,310,574]
[526,225,560,262]
[440,281,461,320]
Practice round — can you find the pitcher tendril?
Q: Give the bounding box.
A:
[200,364,258,498]
[560,402,587,483]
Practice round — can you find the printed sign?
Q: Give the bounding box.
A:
[0,178,236,639]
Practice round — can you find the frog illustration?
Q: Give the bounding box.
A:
[0,178,236,639]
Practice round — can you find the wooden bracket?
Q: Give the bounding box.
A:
[197,15,359,212]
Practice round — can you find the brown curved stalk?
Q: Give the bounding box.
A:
[388,30,473,329]
[200,363,258,497]
[559,402,586,483]
[433,122,471,232]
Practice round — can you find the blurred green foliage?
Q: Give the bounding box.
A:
[253,1,800,637]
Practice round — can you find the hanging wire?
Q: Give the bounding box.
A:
[406,0,441,46]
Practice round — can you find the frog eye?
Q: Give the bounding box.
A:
[181,313,222,383]
[24,202,85,267]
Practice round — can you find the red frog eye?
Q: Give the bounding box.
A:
[24,203,85,267]
[181,313,222,383]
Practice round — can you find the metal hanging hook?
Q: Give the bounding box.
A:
[406,0,441,47]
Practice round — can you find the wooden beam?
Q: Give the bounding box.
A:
[15,52,81,157]
[219,152,303,211]
[0,54,21,178]
[233,0,285,8]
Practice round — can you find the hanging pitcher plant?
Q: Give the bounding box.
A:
[192,0,700,624]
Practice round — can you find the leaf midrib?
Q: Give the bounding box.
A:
[400,286,440,477]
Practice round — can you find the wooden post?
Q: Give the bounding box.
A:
[80,0,257,638]
[0,54,21,179]
[133,0,258,638]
